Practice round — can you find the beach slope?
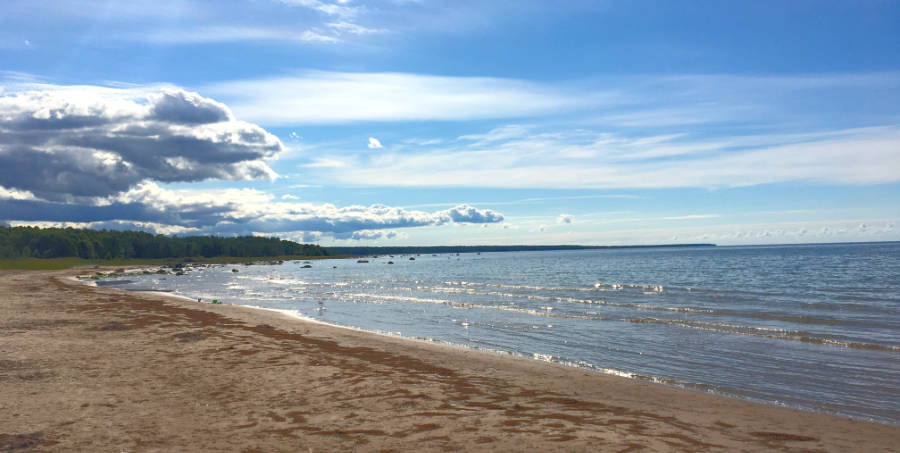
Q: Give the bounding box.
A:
[1,269,896,452]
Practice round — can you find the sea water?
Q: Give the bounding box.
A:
[97,242,900,424]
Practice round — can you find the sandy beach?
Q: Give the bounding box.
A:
[1,268,896,452]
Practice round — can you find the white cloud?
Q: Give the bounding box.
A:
[278,0,358,17]
[403,138,443,146]
[0,185,36,201]
[557,214,574,224]
[327,21,385,35]
[0,84,282,201]
[136,26,339,44]
[203,71,597,124]
[302,158,347,168]
[367,137,383,149]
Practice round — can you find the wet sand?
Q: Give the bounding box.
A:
[1,268,897,452]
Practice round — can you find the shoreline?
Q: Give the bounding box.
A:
[2,268,897,452]
[87,265,897,424]
[206,302,889,425]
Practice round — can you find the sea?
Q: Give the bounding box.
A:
[95,242,900,425]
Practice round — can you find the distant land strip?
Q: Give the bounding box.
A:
[328,244,716,256]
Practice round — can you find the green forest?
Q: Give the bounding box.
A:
[0,226,330,259]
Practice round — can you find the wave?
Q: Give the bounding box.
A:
[420,285,898,328]
[424,285,719,315]
[343,292,608,322]
[627,318,900,351]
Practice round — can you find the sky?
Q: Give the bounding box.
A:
[1,0,899,246]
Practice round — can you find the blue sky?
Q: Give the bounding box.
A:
[1,0,898,245]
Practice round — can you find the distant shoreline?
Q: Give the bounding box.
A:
[328,243,716,256]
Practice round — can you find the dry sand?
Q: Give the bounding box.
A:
[1,268,897,452]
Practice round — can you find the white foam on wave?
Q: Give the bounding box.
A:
[443,280,593,293]
[425,284,717,314]
[342,292,609,322]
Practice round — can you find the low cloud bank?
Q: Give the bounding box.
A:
[0,181,504,240]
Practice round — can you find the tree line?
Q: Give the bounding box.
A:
[0,226,331,259]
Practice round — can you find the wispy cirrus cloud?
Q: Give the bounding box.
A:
[306,124,900,189]
[203,71,603,124]
[276,0,359,18]
[3,0,384,47]
[203,71,900,127]
[136,26,340,44]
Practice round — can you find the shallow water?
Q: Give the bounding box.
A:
[101,242,900,424]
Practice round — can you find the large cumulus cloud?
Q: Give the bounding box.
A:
[0,86,281,201]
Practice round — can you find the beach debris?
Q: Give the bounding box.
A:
[232,269,239,273]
